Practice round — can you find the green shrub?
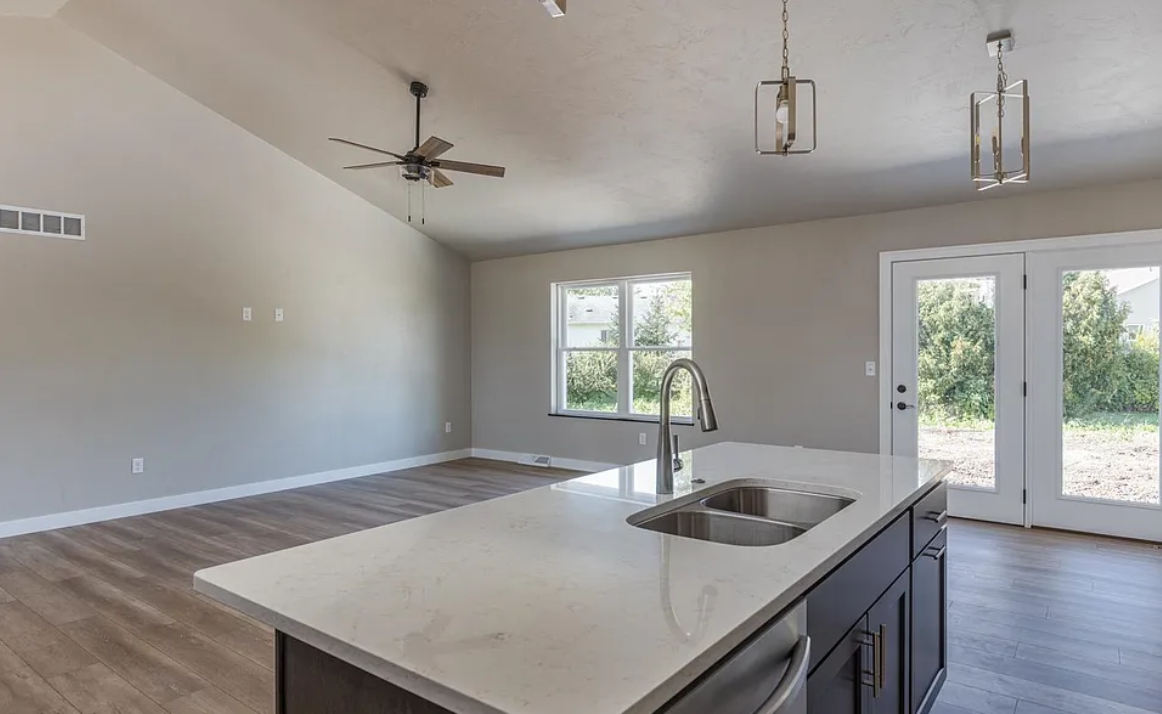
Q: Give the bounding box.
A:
[1112,328,1160,413]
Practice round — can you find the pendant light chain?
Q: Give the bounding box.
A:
[780,0,791,82]
[996,40,1008,119]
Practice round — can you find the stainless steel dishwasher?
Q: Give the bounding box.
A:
[662,603,809,714]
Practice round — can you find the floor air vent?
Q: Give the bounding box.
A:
[0,205,85,240]
[530,455,553,467]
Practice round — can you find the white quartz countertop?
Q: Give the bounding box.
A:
[195,443,947,714]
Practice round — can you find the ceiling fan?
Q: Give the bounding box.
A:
[329,81,506,191]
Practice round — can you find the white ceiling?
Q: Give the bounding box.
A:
[55,0,1162,259]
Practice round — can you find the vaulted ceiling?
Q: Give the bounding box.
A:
[42,0,1162,258]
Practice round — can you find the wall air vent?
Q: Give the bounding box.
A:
[0,205,85,241]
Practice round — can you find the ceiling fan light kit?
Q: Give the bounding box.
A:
[539,0,566,18]
[755,0,817,156]
[971,30,1031,191]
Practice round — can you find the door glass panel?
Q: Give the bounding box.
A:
[1061,267,1161,505]
[916,277,997,490]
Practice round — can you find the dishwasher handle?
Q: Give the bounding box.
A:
[753,636,811,714]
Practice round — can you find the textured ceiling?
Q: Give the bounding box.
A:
[58,0,1162,259]
[0,0,68,16]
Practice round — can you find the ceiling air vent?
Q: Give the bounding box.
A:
[0,205,85,241]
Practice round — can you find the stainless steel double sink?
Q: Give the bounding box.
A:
[628,483,855,547]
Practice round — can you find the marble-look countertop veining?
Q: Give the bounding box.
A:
[195,442,948,714]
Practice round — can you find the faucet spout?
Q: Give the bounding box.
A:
[657,358,718,495]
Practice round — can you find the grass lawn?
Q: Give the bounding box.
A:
[920,411,1160,504]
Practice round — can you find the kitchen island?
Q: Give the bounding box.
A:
[195,442,949,714]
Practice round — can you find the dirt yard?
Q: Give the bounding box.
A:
[919,426,1161,504]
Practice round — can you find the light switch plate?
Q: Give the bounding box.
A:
[445,422,453,433]
[132,458,145,474]
[865,361,877,377]
[638,433,647,446]
[242,307,252,322]
[274,308,284,323]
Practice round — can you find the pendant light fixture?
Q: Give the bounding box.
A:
[971,31,1030,191]
[755,0,816,155]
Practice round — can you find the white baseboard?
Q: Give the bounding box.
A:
[471,448,617,474]
[0,448,473,539]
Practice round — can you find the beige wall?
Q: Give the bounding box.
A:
[472,179,1162,466]
[0,20,471,523]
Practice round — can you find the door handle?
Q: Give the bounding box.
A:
[924,544,948,560]
[858,630,881,698]
[751,636,811,714]
[873,627,883,697]
[896,402,916,411]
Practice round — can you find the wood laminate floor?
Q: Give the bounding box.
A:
[1,461,1160,714]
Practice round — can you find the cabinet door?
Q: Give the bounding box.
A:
[868,570,911,714]
[911,528,948,714]
[807,616,872,714]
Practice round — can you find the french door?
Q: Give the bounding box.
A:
[1028,245,1162,541]
[891,255,1026,525]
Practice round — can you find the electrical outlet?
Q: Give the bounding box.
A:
[274,308,284,323]
[865,361,877,377]
[242,307,252,322]
[132,458,145,474]
[639,433,647,446]
[445,422,453,434]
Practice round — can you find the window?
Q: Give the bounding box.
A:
[553,273,693,421]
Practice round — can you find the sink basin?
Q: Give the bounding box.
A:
[701,487,854,528]
[633,509,806,547]
[628,482,857,547]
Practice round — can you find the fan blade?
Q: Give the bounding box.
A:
[432,159,506,178]
[415,136,454,160]
[429,169,454,188]
[344,161,404,170]
[329,138,406,160]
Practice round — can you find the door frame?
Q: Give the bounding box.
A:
[878,227,1162,529]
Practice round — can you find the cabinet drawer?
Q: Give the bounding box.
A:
[911,483,948,559]
[806,512,910,672]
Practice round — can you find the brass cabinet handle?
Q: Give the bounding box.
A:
[873,627,883,697]
[859,632,883,697]
[858,632,877,692]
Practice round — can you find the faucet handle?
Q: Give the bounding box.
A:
[672,434,684,473]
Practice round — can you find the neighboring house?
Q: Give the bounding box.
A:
[567,295,617,346]
[1118,275,1160,335]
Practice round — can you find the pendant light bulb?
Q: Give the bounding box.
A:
[775,99,791,125]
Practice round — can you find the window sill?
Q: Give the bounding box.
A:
[548,412,696,426]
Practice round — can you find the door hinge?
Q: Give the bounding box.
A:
[1023,381,1028,397]
[1023,274,1028,289]
[1023,489,1027,505]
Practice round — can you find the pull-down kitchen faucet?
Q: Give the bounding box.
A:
[657,358,719,495]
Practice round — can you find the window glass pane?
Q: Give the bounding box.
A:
[632,350,692,417]
[633,279,692,347]
[564,351,618,412]
[916,277,997,490]
[1061,268,1160,505]
[565,286,620,347]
